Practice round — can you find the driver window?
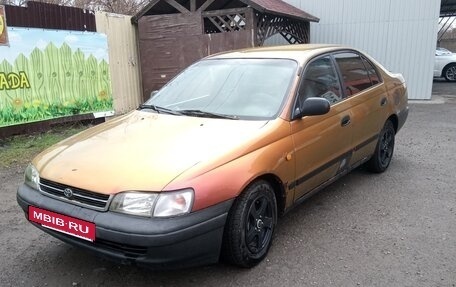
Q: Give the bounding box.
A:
[297,56,342,107]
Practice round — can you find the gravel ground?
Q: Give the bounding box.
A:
[0,81,455,287]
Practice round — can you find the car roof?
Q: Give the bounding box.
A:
[207,44,347,63]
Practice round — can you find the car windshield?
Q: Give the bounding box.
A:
[144,58,298,120]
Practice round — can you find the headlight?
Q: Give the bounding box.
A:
[153,189,194,217]
[109,189,194,218]
[24,164,40,190]
[109,193,158,217]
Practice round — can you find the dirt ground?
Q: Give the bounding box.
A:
[0,81,455,287]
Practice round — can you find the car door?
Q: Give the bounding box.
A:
[290,55,354,202]
[434,52,444,77]
[434,49,448,77]
[332,52,388,166]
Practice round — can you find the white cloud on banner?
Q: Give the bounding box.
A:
[8,31,22,43]
[64,34,79,44]
[0,27,109,65]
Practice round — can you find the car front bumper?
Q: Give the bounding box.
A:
[17,183,233,269]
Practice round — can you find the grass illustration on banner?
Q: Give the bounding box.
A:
[0,28,113,127]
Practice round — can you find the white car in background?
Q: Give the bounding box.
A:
[434,47,456,82]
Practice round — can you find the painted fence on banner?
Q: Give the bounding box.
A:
[0,27,114,127]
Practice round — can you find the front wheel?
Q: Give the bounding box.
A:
[443,64,456,82]
[222,180,277,268]
[366,120,395,173]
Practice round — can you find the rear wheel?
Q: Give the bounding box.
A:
[222,180,277,268]
[366,120,395,173]
[443,64,456,82]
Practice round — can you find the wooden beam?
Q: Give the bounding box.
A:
[216,16,234,31]
[202,7,250,17]
[131,0,161,23]
[190,0,196,11]
[207,17,225,33]
[164,0,190,14]
[198,0,216,12]
[226,15,244,30]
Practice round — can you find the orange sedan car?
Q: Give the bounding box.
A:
[17,44,408,269]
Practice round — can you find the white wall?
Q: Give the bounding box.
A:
[283,0,441,100]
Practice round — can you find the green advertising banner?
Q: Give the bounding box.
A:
[0,27,113,127]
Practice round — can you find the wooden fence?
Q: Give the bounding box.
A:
[4,1,96,31]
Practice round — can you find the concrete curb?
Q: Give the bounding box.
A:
[409,96,446,104]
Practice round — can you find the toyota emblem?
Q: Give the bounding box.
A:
[63,188,74,199]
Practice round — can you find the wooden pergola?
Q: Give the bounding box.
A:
[132,0,319,100]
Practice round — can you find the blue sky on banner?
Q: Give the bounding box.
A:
[0,27,109,64]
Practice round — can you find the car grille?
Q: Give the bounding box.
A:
[39,178,111,211]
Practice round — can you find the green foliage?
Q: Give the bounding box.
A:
[0,43,113,127]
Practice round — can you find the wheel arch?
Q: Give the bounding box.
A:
[255,173,287,216]
[387,114,399,133]
[442,62,456,77]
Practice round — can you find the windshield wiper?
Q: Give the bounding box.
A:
[138,104,182,115]
[178,109,239,120]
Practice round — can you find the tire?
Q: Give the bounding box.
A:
[366,120,395,173]
[222,180,277,268]
[443,64,456,82]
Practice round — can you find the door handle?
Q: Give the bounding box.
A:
[341,115,351,127]
[380,97,387,106]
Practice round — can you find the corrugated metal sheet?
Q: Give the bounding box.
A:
[283,0,441,100]
[95,12,142,114]
[5,1,96,31]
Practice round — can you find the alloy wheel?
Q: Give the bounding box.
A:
[446,66,456,81]
[245,195,274,255]
[380,128,394,167]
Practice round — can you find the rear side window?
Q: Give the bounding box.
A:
[334,52,374,96]
[362,57,381,85]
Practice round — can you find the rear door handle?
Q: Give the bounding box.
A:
[380,97,387,106]
[341,115,351,127]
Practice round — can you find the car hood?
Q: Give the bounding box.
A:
[34,111,270,195]
[436,53,456,59]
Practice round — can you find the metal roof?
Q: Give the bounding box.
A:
[132,0,319,23]
[441,0,456,17]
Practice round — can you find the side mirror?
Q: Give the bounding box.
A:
[296,97,330,118]
[149,90,159,100]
